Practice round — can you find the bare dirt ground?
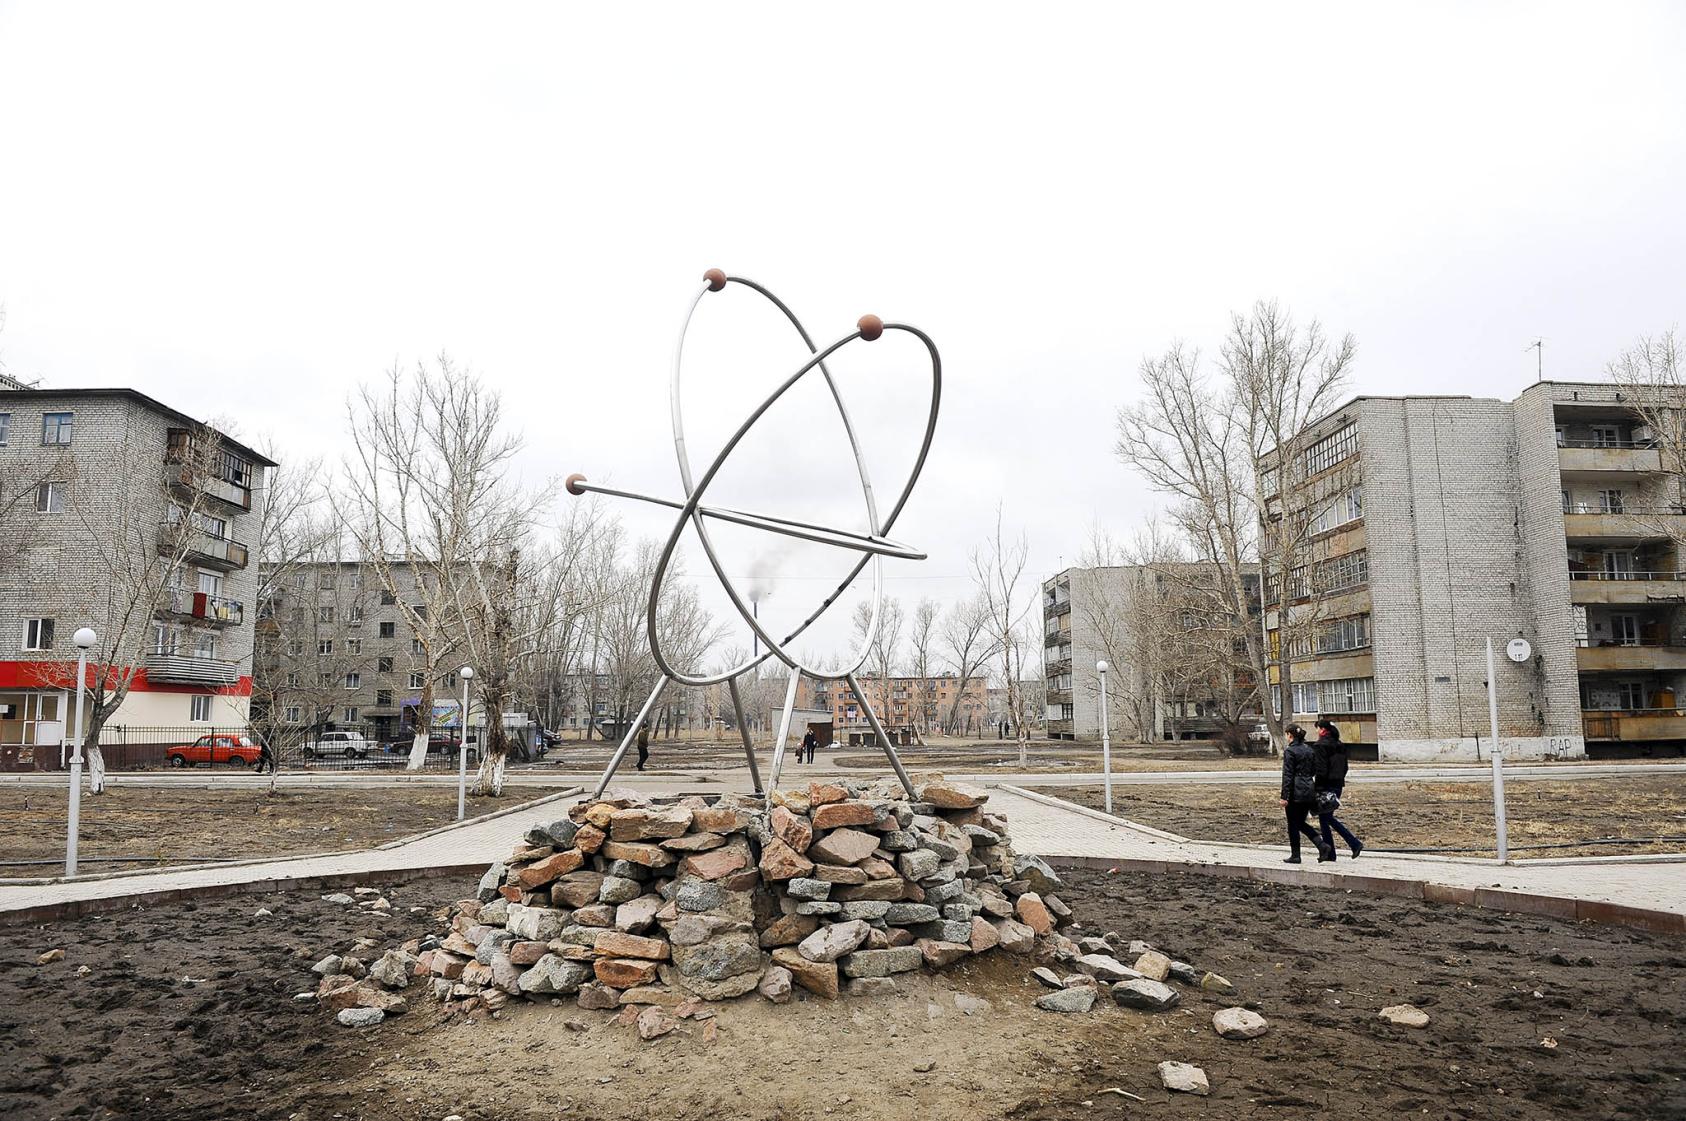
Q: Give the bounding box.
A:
[1045,776,1686,858]
[0,785,571,874]
[2,866,1681,1120]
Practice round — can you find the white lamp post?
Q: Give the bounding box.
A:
[1484,638,1510,862]
[66,627,97,878]
[1096,660,1113,813]
[457,666,475,821]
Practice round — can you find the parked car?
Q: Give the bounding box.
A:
[382,733,479,764]
[300,730,376,760]
[166,733,264,768]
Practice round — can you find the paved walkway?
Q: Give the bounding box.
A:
[3,779,1682,925]
[990,786,1686,917]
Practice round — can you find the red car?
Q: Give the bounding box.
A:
[166,733,264,768]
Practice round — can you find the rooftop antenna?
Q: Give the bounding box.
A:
[1525,339,1543,383]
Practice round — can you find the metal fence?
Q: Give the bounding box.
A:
[10,724,487,773]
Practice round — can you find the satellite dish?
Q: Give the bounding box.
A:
[1506,637,1532,664]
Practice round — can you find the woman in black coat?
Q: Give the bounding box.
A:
[1279,724,1332,863]
[1312,719,1363,860]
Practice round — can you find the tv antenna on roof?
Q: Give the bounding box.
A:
[1525,338,1543,382]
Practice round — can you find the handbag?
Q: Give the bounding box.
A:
[1316,790,1341,813]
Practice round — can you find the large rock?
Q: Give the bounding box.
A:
[518,954,593,995]
[636,1004,677,1040]
[682,842,751,882]
[476,863,506,902]
[594,931,669,960]
[969,917,1000,953]
[807,782,848,805]
[676,880,726,913]
[661,832,727,853]
[897,849,941,881]
[917,780,986,809]
[505,904,566,942]
[812,801,876,830]
[672,938,762,983]
[516,849,584,888]
[812,863,869,885]
[337,1007,385,1028]
[840,947,922,978]
[692,804,749,833]
[1076,954,1141,984]
[797,919,871,963]
[786,878,832,900]
[598,875,644,905]
[758,913,820,948]
[600,841,676,868]
[833,879,908,902]
[595,958,661,987]
[772,947,839,999]
[1035,987,1096,1013]
[1012,855,1063,896]
[609,805,693,842]
[552,871,606,909]
[1213,1007,1269,1040]
[615,894,664,933]
[758,966,793,1004]
[1133,950,1171,982]
[1112,978,1181,1011]
[1014,893,1054,935]
[758,838,815,881]
[770,805,814,852]
[840,900,893,921]
[884,903,940,925]
[808,828,881,865]
[916,939,971,969]
[994,919,1036,954]
[1158,1061,1209,1096]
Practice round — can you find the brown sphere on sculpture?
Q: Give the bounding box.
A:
[857,314,884,342]
[703,268,727,292]
[565,473,588,496]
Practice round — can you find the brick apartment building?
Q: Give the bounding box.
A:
[0,385,274,762]
[794,672,989,739]
[1263,381,1686,761]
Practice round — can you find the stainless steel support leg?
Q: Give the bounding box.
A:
[765,671,802,793]
[727,677,764,794]
[594,676,670,798]
[846,672,916,798]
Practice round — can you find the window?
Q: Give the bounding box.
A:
[348,605,363,625]
[378,622,396,638]
[345,672,361,689]
[1317,676,1376,714]
[190,695,213,721]
[1554,424,1568,447]
[285,672,300,686]
[217,450,252,489]
[408,672,425,688]
[1315,549,1369,595]
[1617,681,1646,709]
[346,639,362,655]
[194,632,217,658]
[1591,424,1621,448]
[1561,489,1572,513]
[376,689,392,706]
[0,413,9,445]
[381,591,396,606]
[34,481,64,513]
[1310,486,1364,535]
[348,572,363,590]
[1599,490,1626,514]
[318,606,335,624]
[318,571,337,589]
[286,640,304,656]
[344,707,358,724]
[318,639,334,656]
[284,705,302,723]
[1303,424,1357,476]
[412,638,425,654]
[377,656,394,673]
[23,617,55,651]
[1315,614,1372,655]
[412,604,428,620]
[41,412,74,445]
[294,571,308,589]
[197,571,222,596]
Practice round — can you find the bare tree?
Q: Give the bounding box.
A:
[1116,302,1352,751]
[850,595,905,729]
[1608,331,1686,546]
[906,597,941,738]
[937,593,999,734]
[971,507,1034,762]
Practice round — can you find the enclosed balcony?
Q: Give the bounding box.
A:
[1562,505,1686,542]
[159,587,245,626]
[159,523,249,571]
[145,650,242,686]
[165,428,254,512]
[1575,641,1686,672]
[1557,441,1663,477]
[1582,709,1686,742]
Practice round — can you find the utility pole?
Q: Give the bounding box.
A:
[1526,339,1543,383]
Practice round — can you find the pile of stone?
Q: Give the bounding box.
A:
[313,776,1079,1025]
[1024,932,1240,1016]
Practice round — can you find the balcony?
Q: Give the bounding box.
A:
[1582,709,1686,742]
[1047,689,1073,704]
[160,523,249,571]
[1568,570,1686,604]
[1562,505,1686,542]
[163,462,252,513]
[1044,599,1071,617]
[159,587,245,627]
[1558,443,1663,476]
[1575,641,1686,672]
[145,650,242,686]
[1044,657,1072,676]
[166,429,254,512]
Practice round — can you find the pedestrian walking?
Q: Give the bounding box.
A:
[635,727,649,772]
[1312,719,1364,860]
[800,729,817,765]
[1280,723,1331,863]
[257,737,277,774]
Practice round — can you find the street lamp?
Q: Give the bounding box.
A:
[1096,660,1113,813]
[66,627,97,878]
[457,666,475,821]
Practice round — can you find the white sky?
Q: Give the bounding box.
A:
[3,2,1684,668]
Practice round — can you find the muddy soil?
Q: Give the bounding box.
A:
[0,785,571,873]
[2,866,1682,1120]
[1046,776,1686,858]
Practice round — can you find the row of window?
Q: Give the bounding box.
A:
[280,668,438,692]
[283,634,425,656]
[1271,676,1377,715]
[1303,424,1358,476]
[0,411,74,448]
[1309,486,1363,535]
[1275,548,1370,603]
[283,706,362,724]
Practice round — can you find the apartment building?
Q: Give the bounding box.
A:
[253,559,471,744]
[795,672,989,738]
[1042,564,1260,741]
[1263,381,1686,761]
[0,386,274,757]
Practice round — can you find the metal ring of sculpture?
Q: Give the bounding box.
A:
[567,269,941,797]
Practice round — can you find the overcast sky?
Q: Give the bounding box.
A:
[3,2,1684,668]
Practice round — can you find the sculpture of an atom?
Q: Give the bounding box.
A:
[566,268,941,798]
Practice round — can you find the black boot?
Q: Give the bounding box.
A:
[1318,845,1337,863]
[1283,854,1302,864]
